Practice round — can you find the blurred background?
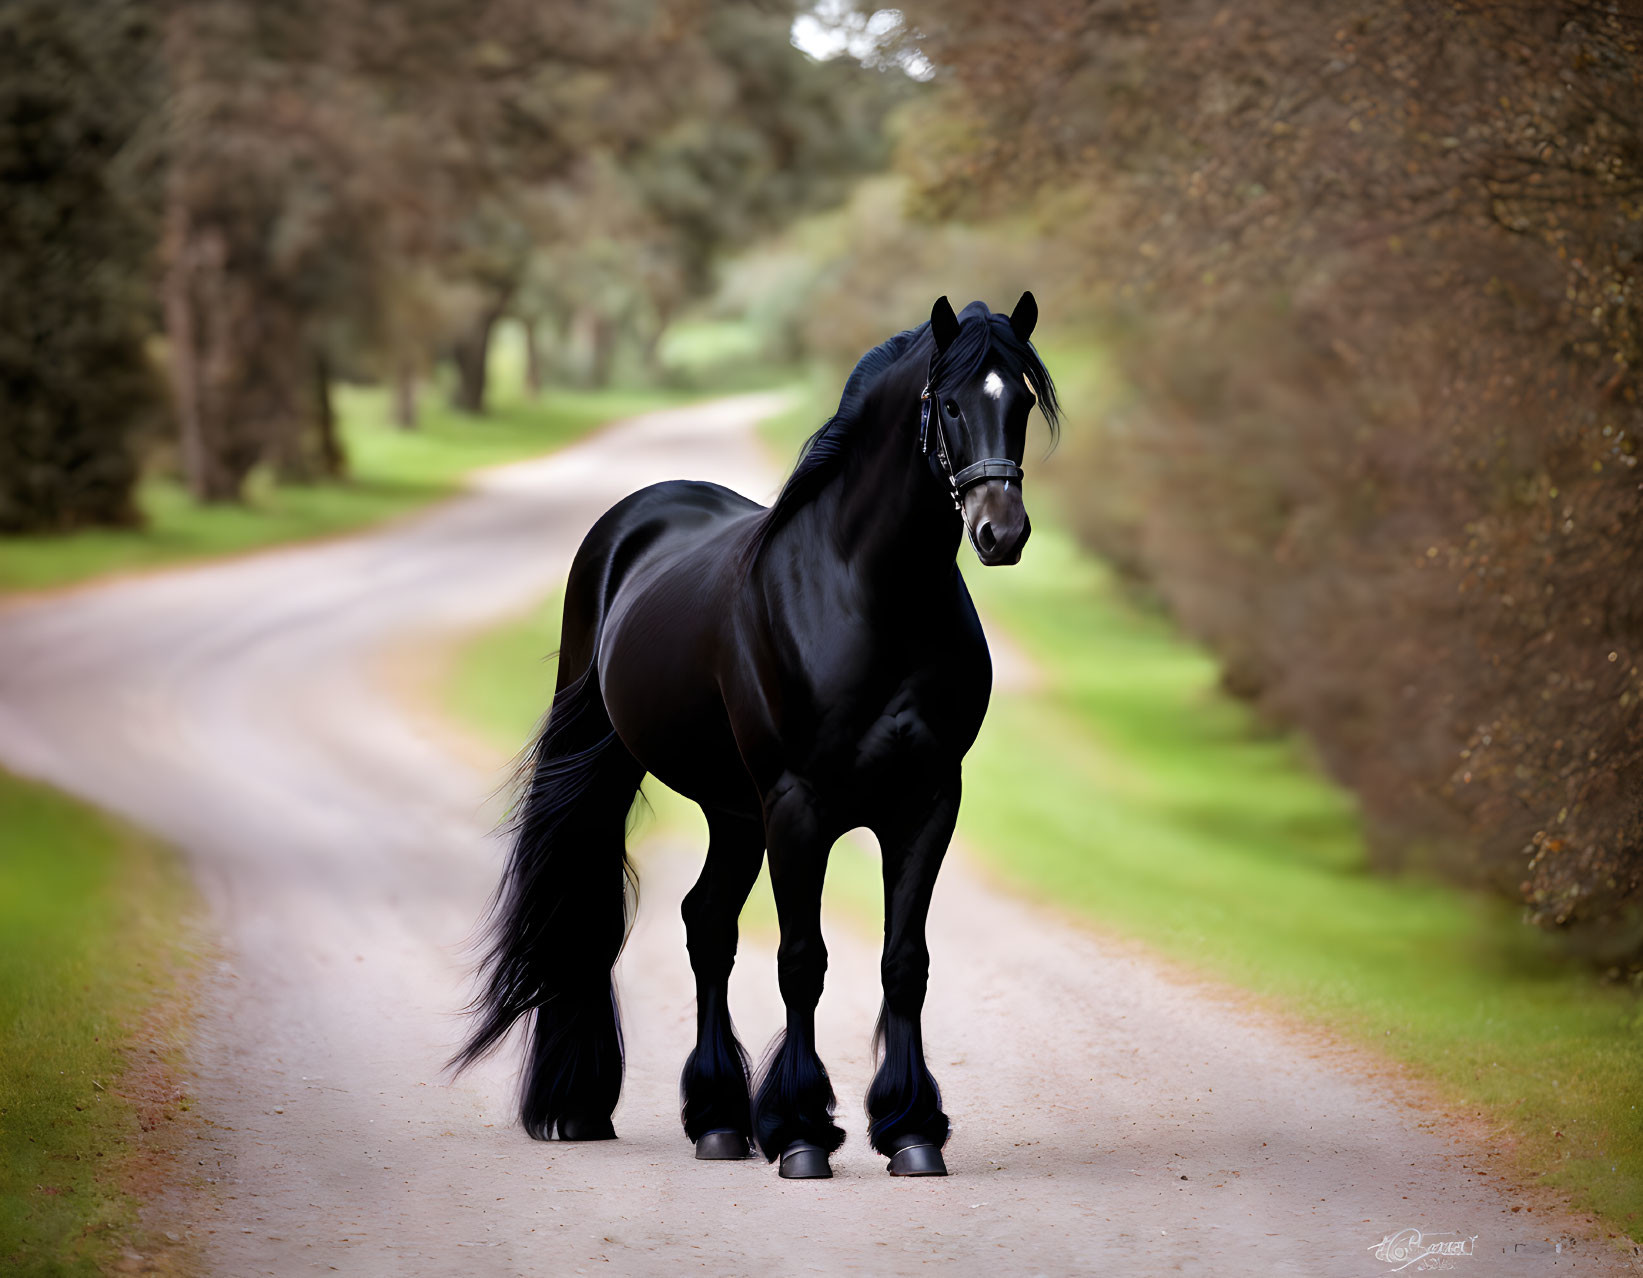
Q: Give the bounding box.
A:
[4,0,1643,1263]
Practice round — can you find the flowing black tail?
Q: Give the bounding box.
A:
[450,664,643,1139]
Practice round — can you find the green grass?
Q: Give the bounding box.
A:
[0,315,718,595]
[656,317,812,394]
[0,769,197,1276]
[657,318,767,375]
[960,526,1643,1229]
[0,381,690,595]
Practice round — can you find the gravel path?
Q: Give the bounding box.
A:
[0,393,1631,1276]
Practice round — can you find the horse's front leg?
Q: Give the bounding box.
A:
[866,773,959,1176]
[752,776,845,1178]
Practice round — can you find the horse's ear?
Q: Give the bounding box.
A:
[930,296,959,353]
[1010,291,1038,342]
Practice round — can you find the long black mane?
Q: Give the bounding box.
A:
[747,302,1060,565]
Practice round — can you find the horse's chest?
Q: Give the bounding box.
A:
[770,601,991,793]
[847,687,948,779]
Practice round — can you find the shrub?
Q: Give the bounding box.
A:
[900,0,1643,953]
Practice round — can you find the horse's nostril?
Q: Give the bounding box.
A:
[976,521,997,555]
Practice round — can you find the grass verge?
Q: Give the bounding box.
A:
[0,768,199,1276]
[0,311,805,597]
[0,381,690,595]
[960,525,1643,1232]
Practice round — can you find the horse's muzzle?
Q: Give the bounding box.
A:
[962,479,1031,566]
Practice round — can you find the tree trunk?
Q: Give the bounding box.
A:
[162,192,212,501]
[640,326,665,381]
[161,10,255,504]
[573,306,616,389]
[314,350,345,478]
[161,12,212,503]
[451,305,501,415]
[259,310,324,485]
[393,357,418,429]
[641,299,674,381]
[163,195,255,501]
[589,316,615,389]
[523,316,543,399]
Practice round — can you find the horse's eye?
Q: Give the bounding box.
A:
[943,399,958,417]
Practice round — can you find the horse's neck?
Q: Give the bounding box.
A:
[825,385,962,596]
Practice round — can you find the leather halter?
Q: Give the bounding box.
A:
[919,377,1025,512]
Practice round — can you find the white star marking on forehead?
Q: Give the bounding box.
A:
[982,370,1005,400]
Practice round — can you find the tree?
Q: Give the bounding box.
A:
[3,0,906,515]
[160,0,405,498]
[159,0,680,476]
[897,0,1643,952]
[0,0,162,531]
[501,3,909,397]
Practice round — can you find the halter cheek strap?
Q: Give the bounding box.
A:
[920,382,1025,512]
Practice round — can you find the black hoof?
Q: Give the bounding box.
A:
[887,1133,948,1177]
[778,1141,833,1180]
[556,1115,616,1141]
[694,1129,751,1160]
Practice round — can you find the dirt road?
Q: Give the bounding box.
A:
[0,394,1629,1276]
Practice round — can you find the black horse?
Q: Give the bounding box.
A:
[452,294,1059,1179]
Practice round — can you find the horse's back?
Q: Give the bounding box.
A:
[590,480,761,571]
[558,480,758,668]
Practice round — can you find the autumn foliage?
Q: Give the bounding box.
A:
[900,0,1643,952]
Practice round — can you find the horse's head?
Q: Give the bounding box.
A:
[926,292,1058,567]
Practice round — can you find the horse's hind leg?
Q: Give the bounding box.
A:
[865,776,959,1176]
[680,808,764,1159]
[751,778,845,1179]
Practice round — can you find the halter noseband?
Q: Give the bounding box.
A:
[919,378,1025,513]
